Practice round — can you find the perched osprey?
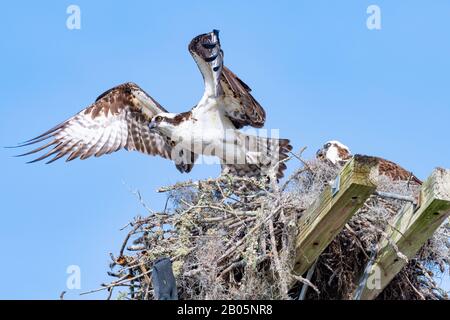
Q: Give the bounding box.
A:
[15,30,292,179]
[315,140,352,166]
[316,140,422,185]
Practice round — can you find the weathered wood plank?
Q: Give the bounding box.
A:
[355,168,450,300]
[293,155,378,276]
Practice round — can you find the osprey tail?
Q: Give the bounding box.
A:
[221,132,292,180]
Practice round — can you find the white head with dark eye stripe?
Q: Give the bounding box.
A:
[148,111,193,137]
[148,113,177,134]
[316,140,352,165]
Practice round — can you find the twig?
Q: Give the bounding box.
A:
[291,274,320,295]
[298,259,318,300]
[268,215,288,298]
[119,221,145,257]
[80,269,153,296]
[217,206,281,264]
[289,146,312,172]
[405,276,426,300]
[123,181,155,215]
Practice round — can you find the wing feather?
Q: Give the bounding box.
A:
[15,82,179,167]
[220,66,266,128]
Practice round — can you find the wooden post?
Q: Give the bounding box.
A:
[355,168,450,300]
[293,155,378,276]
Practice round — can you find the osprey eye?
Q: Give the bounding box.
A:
[325,143,331,148]
[155,116,163,122]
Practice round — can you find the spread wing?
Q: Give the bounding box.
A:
[188,30,266,128]
[14,82,195,173]
[220,66,266,128]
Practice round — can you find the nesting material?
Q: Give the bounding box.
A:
[102,157,449,300]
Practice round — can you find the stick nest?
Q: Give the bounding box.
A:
[100,155,449,300]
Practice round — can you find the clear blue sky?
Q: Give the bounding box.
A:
[0,1,449,299]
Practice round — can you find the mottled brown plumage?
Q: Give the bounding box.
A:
[376,157,422,185]
[16,83,194,173]
[220,67,266,129]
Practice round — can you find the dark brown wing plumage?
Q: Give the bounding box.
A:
[15,82,194,173]
[221,66,266,128]
[376,157,422,185]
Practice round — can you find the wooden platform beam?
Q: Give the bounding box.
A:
[292,155,378,277]
[354,168,450,300]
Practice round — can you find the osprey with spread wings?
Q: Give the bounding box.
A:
[15,30,292,179]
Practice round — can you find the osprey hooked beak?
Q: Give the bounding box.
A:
[149,116,162,130]
[148,120,157,130]
[212,29,220,40]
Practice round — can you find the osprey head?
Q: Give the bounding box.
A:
[316,140,352,165]
[148,113,177,134]
[188,29,221,61]
[149,111,192,135]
